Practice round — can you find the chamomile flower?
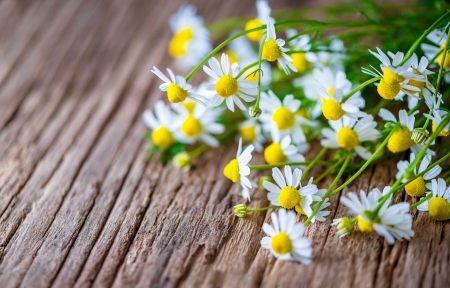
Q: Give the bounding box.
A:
[173,151,192,172]
[331,217,354,237]
[143,100,179,150]
[172,101,224,147]
[340,187,414,244]
[396,153,442,197]
[425,108,450,137]
[285,29,312,73]
[259,90,313,145]
[203,53,257,112]
[262,18,297,74]
[263,166,319,216]
[238,118,265,152]
[151,66,206,104]
[264,134,306,165]
[223,138,255,201]
[378,109,418,153]
[168,5,212,70]
[260,208,312,264]
[245,0,272,41]
[320,115,378,160]
[417,178,450,221]
[421,29,450,68]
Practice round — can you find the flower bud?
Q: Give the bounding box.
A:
[234,203,248,218]
[411,128,429,144]
[249,106,262,118]
[172,151,191,172]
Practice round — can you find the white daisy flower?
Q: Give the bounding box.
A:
[331,217,354,237]
[320,115,379,160]
[260,208,312,264]
[340,187,414,244]
[264,133,306,165]
[151,66,206,105]
[142,100,179,150]
[172,101,224,147]
[223,138,255,201]
[421,28,450,76]
[425,107,450,137]
[245,0,273,41]
[172,151,192,172]
[168,5,212,70]
[285,29,312,73]
[238,118,265,152]
[262,18,297,74]
[263,165,319,216]
[378,109,435,155]
[417,178,450,221]
[259,90,313,145]
[396,153,442,197]
[203,53,258,112]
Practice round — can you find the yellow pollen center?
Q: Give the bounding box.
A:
[432,121,450,136]
[151,126,175,149]
[264,143,287,164]
[183,101,196,114]
[387,126,415,153]
[405,176,426,197]
[168,27,193,58]
[322,98,346,120]
[383,67,405,85]
[357,215,375,232]
[428,197,450,221]
[262,39,282,62]
[223,159,240,182]
[291,53,310,73]
[337,127,360,150]
[295,204,306,215]
[181,115,203,137]
[215,75,238,98]
[239,125,257,142]
[327,87,336,96]
[278,186,301,209]
[245,19,264,41]
[405,69,426,93]
[167,83,189,103]
[271,232,293,255]
[224,50,239,65]
[272,107,295,130]
[377,79,401,100]
[437,43,450,68]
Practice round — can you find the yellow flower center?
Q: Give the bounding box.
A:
[295,204,306,215]
[264,143,287,164]
[168,27,193,58]
[278,186,301,209]
[151,126,175,149]
[174,152,191,169]
[272,107,295,130]
[223,159,240,183]
[167,83,189,103]
[387,126,415,153]
[245,19,264,41]
[322,98,346,120]
[181,115,203,137]
[428,197,450,221]
[432,121,450,136]
[337,127,360,150]
[262,39,282,62]
[183,101,196,114]
[291,53,310,73]
[405,69,426,94]
[405,176,426,197]
[377,79,401,100]
[271,232,293,255]
[357,215,375,232]
[437,43,450,68]
[383,67,405,85]
[239,125,257,142]
[215,75,238,98]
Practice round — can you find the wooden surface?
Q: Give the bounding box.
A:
[0,0,448,287]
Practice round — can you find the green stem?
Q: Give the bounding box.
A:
[253,34,266,110]
[188,144,209,158]
[343,76,382,101]
[248,206,277,213]
[410,193,432,210]
[313,156,345,184]
[302,147,328,181]
[249,160,334,171]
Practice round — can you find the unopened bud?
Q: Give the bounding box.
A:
[411,128,429,144]
[234,203,248,218]
[249,106,262,118]
[331,217,354,237]
[172,151,191,172]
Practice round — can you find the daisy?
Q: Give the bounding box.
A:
[259,90,313,145]
[285,29,312,73]
[262,18,297,74]
[238,118,265,152]
[260,208,312,264]
[421,28,450,68]
[172,151,191,172]
[417,178,450,221]
[263,165,319,216]
[320,115,379,160]
[425,107,450,137]
[151,66,206,105]
[396,153,442,197]
[264,133,306,165]
[203,53,258,112]
[331,217,354,238]
[172,101,224,147]
[168,5,212,70]
[340,187,414,244]
[223,138,255,201]
[245,0,273,41]
[142,100,179,150]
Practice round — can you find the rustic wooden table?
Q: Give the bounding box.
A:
[0,0,448,287]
